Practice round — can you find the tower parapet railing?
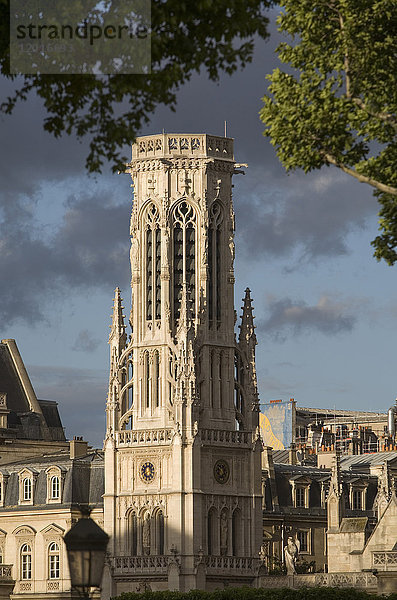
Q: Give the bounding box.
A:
[131,133,234,161]
[200,429,250,445]
[117,428,174,446]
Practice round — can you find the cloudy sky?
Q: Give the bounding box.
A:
[1,13,396,447]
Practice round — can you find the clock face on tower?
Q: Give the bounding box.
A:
[214,459,230,484]
[140,461,155,483]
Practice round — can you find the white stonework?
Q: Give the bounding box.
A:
[103,133,263,594]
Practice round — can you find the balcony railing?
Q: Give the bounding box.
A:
[0,565,13,579]
[373,551,397,570]
[112,555,169,575]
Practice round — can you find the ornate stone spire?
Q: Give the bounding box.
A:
[238,288,257,348]
[106,288,127,438]
[109,287,127,352]
[238,288,259,409]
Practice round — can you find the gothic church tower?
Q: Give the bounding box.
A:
[103,134,262,594]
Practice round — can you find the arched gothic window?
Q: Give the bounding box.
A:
[208,202,223,327]
[20,544,32,580]
[145,204,161,321]
[48,542,60,579]
[172,201,196,321]
[155,510,165,555]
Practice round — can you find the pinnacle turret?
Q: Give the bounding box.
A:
[238,288,257,348]
[109,287,127,351]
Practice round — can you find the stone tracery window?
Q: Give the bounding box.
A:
[172,201,196,321]
[145,204,161,321]
[208,202,223,327]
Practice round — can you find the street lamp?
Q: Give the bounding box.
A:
[64,509,109,599]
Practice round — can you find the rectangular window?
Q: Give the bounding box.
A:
[352,489,362,510]
[49,554,60,579]
[21,553,31,580]
[297,530,309,553]
[295,487,306,508]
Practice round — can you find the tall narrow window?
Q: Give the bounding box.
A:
[208,508,216,556]
[156,511,165,555]
[172,201,196,321]
[21,544,32,580]
[153,351,160,407]
[130,512,137,556]
[23,478,32,501]
[145,204,161,321]
[146,228,153,320]
[232,509,242,556]
[208,202,223,327]
[128,357,134,410]
[155,229,161,319]
[144,352,150,409]
[51,476,60,500]
[48,542,60,579]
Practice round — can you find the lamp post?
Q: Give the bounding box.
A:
[64,509,109,599]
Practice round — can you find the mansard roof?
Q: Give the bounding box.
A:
[0,339,65,442]
[0,449,104,509]
[341,451,397,470]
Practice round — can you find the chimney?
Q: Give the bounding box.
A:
[70,436,88,459]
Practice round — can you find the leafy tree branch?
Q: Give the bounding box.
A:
[260,0,397,264]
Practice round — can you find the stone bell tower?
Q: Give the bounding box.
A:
[103,133,262,595]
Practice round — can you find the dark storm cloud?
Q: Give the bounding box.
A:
[72,329,101,353]
[29,364,107,447]
[0,190,131,324]
[259,295,356,341]
[235,167,378,261]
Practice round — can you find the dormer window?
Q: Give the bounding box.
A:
[51,477,60,500]
[45,467,64,504]
[296,487,305,507]
[352,489,362,510]
[349,479,368,511]
[0,472,8,507]
[289,476,311,508]
[23,478,32,501]
[18,469,36,505]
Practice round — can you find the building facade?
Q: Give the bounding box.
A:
[102,133,263,593]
